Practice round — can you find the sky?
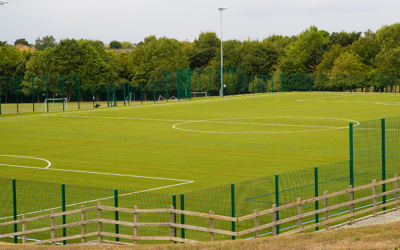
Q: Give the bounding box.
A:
[1,0,400,45]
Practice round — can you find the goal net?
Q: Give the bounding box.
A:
[125,92,135,102]
[40,98,68,112]
[191,92,208,98]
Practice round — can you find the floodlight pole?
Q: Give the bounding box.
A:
[219,7,227,97]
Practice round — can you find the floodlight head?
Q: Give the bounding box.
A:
[218,7,227,11]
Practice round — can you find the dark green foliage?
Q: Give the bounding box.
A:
[14,38,29,46]
[35,35,57,51]
[109,40,122,49]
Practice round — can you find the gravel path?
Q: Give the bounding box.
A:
[338,209,400,229]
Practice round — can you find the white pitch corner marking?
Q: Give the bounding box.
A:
[0,155,51,169]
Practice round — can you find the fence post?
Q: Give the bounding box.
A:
[272,74,273,93]
[128,82,130,105]
[254,208,259,238]
[382,118,386,210]
[62,184,66,245]
[395,174,399,211]
[77,74,80,110]
[323,73,324,93]
[51,210,55,245]
[172,194,176,241]
[296,73,298,92]
[92,84,94,109]
[62,75,65,111]
[180,193,185,240]
[188,68,192,100]
[140,81,143,104]
[232,67,234,96]
[349,185,354,224]
[200,68,202,97]
[12,179,17,243]
[252,75,255,95]
[272,204,277,236]
[297,198,302,232]
[153,81,155,104]
[275,174,279,235]
[170,205,175,244]
[98,202,103,243]
[372,180,377,217]
[22,216,26,244]
[210,210,214,241]
[309,73,311,92]
[177,69,180,101]
[365,74,367,93]
[231,183,235,240]
[114,189,119,242]
[395,73,397,94]
[134,206,138,245]
[16,76,19,113]
[209,67,211,97]
[315,167,319,231]
[262,74,264,94]
[351,73,355,93]
[166,70,168,102]
[350,123,354,187]
[32,76,35,112]
[46,75,49,112]
[81,205,86,243]
[242,67,245,95]
[324,191,329,230]
[123,82,126,106]
[379,73,382,94]
[336,74,338,93]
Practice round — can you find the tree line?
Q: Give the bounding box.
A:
[1,23,400,87]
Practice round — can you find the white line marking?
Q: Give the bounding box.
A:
[296,95,356,102]
[0,155,51,169]
[172,117,360,134]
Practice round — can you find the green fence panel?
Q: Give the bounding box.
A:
[0,76,18,114]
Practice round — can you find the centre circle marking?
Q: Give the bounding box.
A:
[172,117,360,134]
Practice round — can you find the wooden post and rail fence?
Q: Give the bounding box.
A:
[0,175,399,245]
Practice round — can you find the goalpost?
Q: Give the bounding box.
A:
[40,98,68,112]
[191,92,208,98]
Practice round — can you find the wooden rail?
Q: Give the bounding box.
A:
[0,175,398,245]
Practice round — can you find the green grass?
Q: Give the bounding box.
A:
[0,92,399,195]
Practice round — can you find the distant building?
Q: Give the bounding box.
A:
[15,44,35,52]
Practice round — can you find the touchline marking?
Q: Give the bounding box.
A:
[296,95,355,102]
[0,180,193,221]
[45,115,189,122]
[172,117,360,134]
[0,155,51,169]
[1,164,192,183]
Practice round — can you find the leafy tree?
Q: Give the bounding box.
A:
[375,47,400,73]
[0,45,26,76]
[327,31,361,48]
[188,31,220,68]
[276,26,326,73]
[14,38,29,46]
[350,30,380,68]
[128,36,188,82]
[110,40,122,49]
[0,41,7,46]
[316,44,347,73]
[121,41,134,49]
[35,36,57,51]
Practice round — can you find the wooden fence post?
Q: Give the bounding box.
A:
[51,210,55,245]
[349,185,354,225]
[210,210,214,242]
[254,209,259,238]
[272,204,277,236]
[98,202,102,243]
[170,205,175,244]
[297,198,302,233]
[372,180,377,217]
[134,206,138,245]
[395,175,399,211]
[22,216,26,244]
[324,191,329,230]
[81,205,86,243]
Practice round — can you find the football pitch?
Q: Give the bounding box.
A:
[0,92,399,195]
